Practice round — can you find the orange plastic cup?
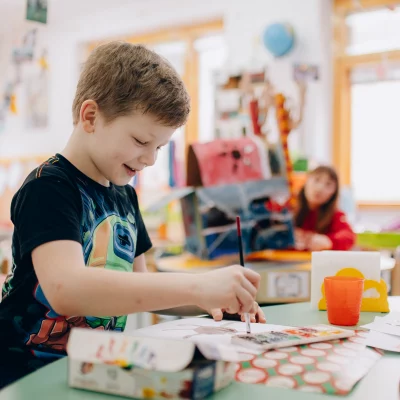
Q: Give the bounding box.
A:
[324,276,364,326]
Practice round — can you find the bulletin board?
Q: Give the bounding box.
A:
[0,154,49,229]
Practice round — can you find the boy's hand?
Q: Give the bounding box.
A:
[210,302,267,323]
[193,266,260,315]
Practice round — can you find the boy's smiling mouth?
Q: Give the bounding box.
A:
[123,164,137,177]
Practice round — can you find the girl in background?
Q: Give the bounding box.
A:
[295,166,355,251]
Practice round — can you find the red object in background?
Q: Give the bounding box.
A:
[188,138,268,187]
[264,199,290,213]
[324,276,364,326]
[249,99,262,136]
[299,209,356,251]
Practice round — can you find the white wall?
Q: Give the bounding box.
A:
[1,0,396,226]
[0,0,332,163]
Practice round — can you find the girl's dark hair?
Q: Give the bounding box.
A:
[295,165,339,234]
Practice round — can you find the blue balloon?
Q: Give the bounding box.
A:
[262,23,295,57]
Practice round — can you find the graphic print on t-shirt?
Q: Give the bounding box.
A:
[26,183,137,355]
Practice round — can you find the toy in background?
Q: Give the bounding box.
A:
[274,88,305,210]
[197,180,295,259]
[187,138,294,259]
[187,137,271,187]
[147,138,295,260]
[239,71,306,210]
[262,23,295,58]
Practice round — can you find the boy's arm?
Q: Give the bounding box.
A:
[32,240,196,316]
[32,240,260,318]
[18,175,260,318]
[133,254,209,315]
[133,254,209,316]
[133,254,148,272]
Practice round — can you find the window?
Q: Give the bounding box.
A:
[333,0,400,206]
[195,35,227,143]
[346,6,400,55]
[351,77,400,202]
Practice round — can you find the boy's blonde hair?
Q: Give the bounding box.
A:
[72,41,190,128]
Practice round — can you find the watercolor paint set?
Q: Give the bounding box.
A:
[231,325,355,351]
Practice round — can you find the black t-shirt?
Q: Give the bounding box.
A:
[0,154,152,361]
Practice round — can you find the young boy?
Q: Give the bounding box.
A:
[0,42,265,388]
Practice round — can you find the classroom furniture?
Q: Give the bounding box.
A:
[155,251,395,305]
[356,232,400,296]
[357,232,400,250]
[1,298,399,400]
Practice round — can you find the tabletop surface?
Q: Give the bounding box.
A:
[156,251,395,272]
[1,299,399,400]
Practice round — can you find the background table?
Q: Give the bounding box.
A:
[1,298,399,400]
[156,251,395,304]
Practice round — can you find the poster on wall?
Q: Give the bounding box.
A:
[26,0,48,24]
[25,72,48,129]
[12,29,37,65]
[293,63,319,82]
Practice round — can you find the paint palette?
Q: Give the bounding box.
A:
[234,330,382,395]
[231,325,354,351]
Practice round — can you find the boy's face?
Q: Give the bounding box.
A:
[86,108,175,186]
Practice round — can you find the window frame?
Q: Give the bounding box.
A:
[333,0,400,209]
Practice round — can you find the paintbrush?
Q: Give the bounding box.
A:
[236,216,251,334]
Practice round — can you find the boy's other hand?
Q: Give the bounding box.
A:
[210,302,267,323]
[193,266,260,315]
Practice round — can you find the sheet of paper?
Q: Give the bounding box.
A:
[364,330,400,352]
[132,318,290,355]
[361,315,400,337]
[374,313,400,324]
